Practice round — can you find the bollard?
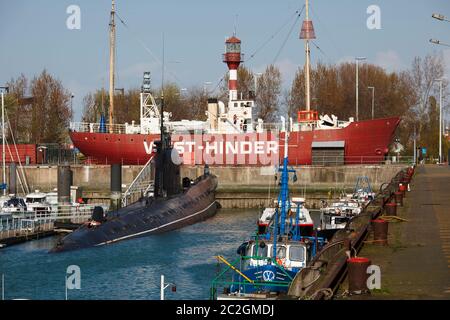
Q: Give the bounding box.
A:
[399,184,407,197]
[347,257,371,294]
[372,219,389,245]
[110,163,122,211]
[57,165,72,204]
[9,162,17,195]
[382,192,391,205]
[394,191,403,206]
[384,202,397,216]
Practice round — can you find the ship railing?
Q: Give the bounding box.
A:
[210,255,291,300]
[122,156,155,207]
[259,123,283,133]
[70,122,128,134]
[286,155,415,166]
[0,204,106,239]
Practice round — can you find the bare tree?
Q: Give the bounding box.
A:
[220,65,255,100]
[256,64,282,122]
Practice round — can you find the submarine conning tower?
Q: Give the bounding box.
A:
[223,35,243,101]
[153,136,182,198]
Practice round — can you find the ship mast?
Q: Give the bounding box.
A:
[300,0,316,112]
[108,0,116,132]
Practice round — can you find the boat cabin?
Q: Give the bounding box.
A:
[243,242,308,271]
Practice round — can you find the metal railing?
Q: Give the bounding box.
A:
[210,255,291,300]
[122,156,155,207]
[70,122,128,134]
[285,155,415,166]
[0,204,105,240]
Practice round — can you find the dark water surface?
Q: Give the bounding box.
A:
[0,209,263,300]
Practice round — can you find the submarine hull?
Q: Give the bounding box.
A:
[51,174,218,253]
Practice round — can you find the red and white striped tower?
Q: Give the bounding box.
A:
[223,36,243,101]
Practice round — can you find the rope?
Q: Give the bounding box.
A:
[380,216,408,222]
[247,6,304,63]
[115,12,185,87]
[305,287,334,300]
[272,10,304,65]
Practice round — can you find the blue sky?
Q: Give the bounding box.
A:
[1,0,450,121]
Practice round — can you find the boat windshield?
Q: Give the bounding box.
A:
[251,244,268,258]
[276,246,286,259]
[26,197,45,203]
[4,198,26,207]
[289,245,306,262]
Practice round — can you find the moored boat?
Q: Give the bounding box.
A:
[210,132,325,300]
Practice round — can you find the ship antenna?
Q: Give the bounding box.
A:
[160,32,165,145]
[108,0,116,132]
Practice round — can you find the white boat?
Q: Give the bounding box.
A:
[258,197,314,236]
[23,190,52,217]
[319,177,375,231]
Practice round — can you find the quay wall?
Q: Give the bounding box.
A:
[8,164,406,208]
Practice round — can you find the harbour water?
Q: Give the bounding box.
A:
[0,208,321,300]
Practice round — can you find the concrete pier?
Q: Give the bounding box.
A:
[348,165,450,299]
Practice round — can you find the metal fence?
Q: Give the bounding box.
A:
[0,204,105,240]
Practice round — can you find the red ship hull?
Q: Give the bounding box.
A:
[69,117,400,166]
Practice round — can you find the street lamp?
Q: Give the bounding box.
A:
[203,81,212,96]
[70,93,75,118]
[432,13,450,22]
[0,86,8,196]
[368,86,375,120]
[355,57,366,121]
[435,79,445,163]
[430,39,450,47]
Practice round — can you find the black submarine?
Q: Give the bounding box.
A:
[51,101,218,253]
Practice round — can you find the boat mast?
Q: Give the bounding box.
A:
[108,0,116,132]
[300,0,316,112]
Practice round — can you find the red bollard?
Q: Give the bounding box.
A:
[394,191,403,206]
[372,219,389,245]
[347,257,371,294]
[384,202,397,216]
[399,184,407,197]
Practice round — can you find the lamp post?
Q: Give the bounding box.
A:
[430,39,450,47]
[70,93,74,119]
[203,81,212,96]
[432,13,450,23]
[368,86,375,119]
[0,86,8,196]
[434,79,444,163]
[355,57,366,121]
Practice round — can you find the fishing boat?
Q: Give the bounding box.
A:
[68,0,400,167]
[210,132,325,300]
[319,177,375,233]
